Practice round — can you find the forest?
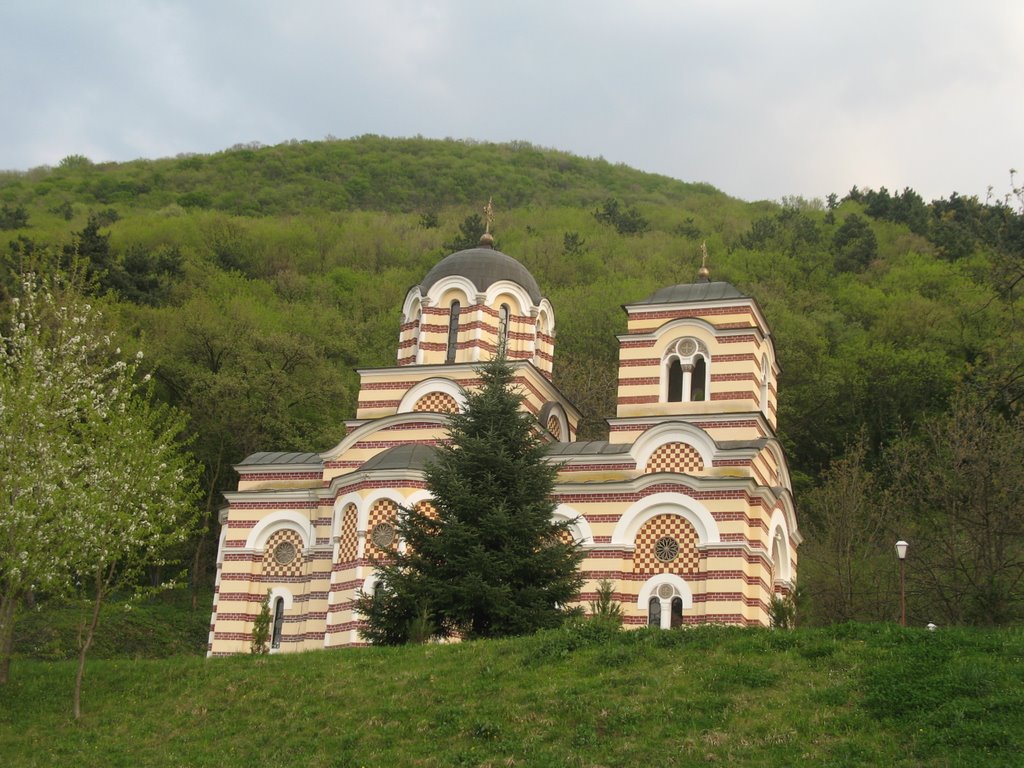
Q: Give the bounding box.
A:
[1,135,1022,627]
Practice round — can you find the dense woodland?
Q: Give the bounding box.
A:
[2,136,1022,627]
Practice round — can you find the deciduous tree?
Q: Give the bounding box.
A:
[0,275,199,694]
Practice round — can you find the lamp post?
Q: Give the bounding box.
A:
[895,540,909,626]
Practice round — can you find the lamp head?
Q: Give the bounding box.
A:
[895,540,909,560]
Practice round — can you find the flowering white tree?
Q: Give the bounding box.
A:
[0,276,199,699]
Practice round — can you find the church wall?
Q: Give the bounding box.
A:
[209,495,335,656]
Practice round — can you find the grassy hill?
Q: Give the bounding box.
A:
[2,623,1022,767]
[1,135,1022,626]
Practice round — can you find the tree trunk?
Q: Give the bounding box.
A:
[191,449,224,611]
[73,570,105,719]
[0,591,18,685]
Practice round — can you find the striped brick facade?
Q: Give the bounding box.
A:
[209,246,798,656]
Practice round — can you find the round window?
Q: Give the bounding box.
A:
[274,541,296,565]
[654,536,680,563]
[371,522,395,549]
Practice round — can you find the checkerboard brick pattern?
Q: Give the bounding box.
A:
[365,499,398,557]
[261,529,305,579]
[556,527,575,546]
[413,392,458,413]
[547,415,561,439]
[633,514,700,575]
[338,503,358,561]
[644,441,704,474]
[415,500,437,520]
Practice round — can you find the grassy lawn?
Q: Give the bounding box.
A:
[2,623,1022,767]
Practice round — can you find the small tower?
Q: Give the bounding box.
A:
[611,247,778,436]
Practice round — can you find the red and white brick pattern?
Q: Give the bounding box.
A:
[633,514,700,575]
[644,441,704,474]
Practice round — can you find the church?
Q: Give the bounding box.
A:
[207,229,799,655]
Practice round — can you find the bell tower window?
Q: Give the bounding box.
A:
[690,355,706,401]
[446,300,460,364]
[663,338,709,403]
[667,359,683,402]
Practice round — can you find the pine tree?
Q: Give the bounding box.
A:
[356,356,583,644]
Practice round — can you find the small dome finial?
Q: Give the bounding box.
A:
[697,240,711,282]
[479,196,495,248]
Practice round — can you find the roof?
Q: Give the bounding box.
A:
[237,451,322,467]
[634,281,745,305]
[545,441,633,457]
[360,443,439,472]
[421,247,543,304]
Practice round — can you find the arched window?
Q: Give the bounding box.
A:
[446,300,460,364]
[667,359,683,402]
[662,338,710,403]
[648,596,661,627]
[671,597,684,628]
[690,355,707,401]
[497,303,510,354]
[271,597,285,649]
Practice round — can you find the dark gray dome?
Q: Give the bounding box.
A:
[636,281,744,305]
[421,247,542,304]
[360,443,438,472]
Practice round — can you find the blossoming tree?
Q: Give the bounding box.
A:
[0,276,199,709]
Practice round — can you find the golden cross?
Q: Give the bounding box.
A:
[483,196,494,234]
[700,240,709,269]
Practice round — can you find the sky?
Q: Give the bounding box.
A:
[1,1,1021,203]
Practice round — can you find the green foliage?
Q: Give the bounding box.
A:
[356,356,584,644]
[443,212,488,252]
[886,394,1024,626]
[832,213,878,272]
[770,595,797,629]
[593,197,649,235]
[0,203,28,230]
[58,154,92,169]
[588,579,623,628]
[250,592,271,655]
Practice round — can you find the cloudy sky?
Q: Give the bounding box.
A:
[2,1,1021,203]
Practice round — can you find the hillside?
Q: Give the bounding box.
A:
[2,623,1022,767]
[1,136,1023,625]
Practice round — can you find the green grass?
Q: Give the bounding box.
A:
[12,590,211,661]
[2,623,1022,767]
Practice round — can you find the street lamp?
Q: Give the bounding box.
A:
[895,540,909,626]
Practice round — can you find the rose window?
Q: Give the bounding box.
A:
[654,536,680,563]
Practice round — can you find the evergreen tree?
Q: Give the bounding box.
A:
[356,356,583,644]
[251,592,271,654]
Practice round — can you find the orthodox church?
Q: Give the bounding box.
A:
[208,230,799,655]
